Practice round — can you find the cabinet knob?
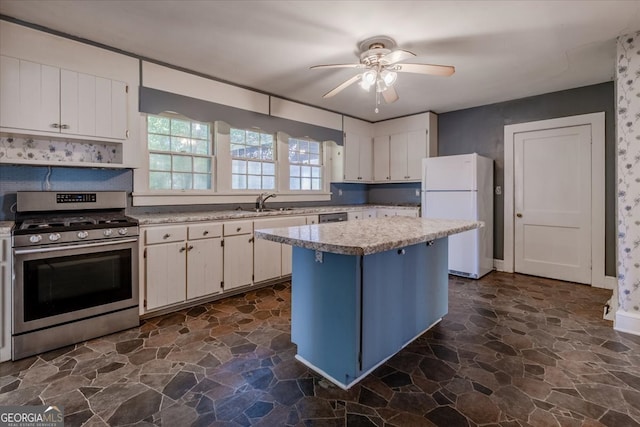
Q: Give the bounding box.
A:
[397,249,406,255]
[236,227,242,232]
[163,233,171,239]
[203,230,209,236]
[179,246,186,253]
[249,237,254,243]
[187,245,194,251]
[60,124,69,129]
[516,213,523,218]
[51,123,60,128]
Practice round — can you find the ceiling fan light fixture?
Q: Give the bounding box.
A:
[359,80,372,91]
[381,70,397,86]
[375,78,388,93]
[362,70,377,85]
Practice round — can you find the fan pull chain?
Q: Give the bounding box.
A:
[375,90,380,114]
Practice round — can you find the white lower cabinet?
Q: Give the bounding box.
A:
[223,221,254,291]
[1,233,11,362]
[254,216,306,282]
[377,208,420,218]
[143,223,223,312]
[305,215,319,225]
[348,209,377,220]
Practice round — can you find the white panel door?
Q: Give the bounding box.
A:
[406,130,427,180]
[514,125,591,284]
[94,77,112,138]
[77,72,97,136]
[146,242,187,310]
[425,191,479,275]
[111,80,128,139]
[359,135,373,181]
[187,237,223,299]
[60,69,80,135]
[224,234,254,290]
[0,55,20,128]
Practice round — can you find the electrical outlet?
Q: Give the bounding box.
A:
[338,189,343,196]
[415,189,420,197]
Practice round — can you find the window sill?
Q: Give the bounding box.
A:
[132,191,332,206]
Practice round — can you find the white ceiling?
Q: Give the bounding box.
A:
[1,1,639,122]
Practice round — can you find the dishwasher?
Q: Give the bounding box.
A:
[318,212,348,223]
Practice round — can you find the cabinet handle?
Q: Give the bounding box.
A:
[51,123,60,128]
[60,124,69,129]
[397,249,406,255]
[516,213,523,218]
[163,233,171,239]
[187,245,194,251]
[179,246,186,253]
[237,227,242,232]
[249,237,254,243]
[203,230,209,236]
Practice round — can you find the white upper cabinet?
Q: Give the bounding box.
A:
[373,112,438,183]
[343,117,374,182]
[1,56,128,140]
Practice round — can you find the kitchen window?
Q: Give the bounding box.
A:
[230,127,276,190]
[147,115,213,190]
[288,137,322,190]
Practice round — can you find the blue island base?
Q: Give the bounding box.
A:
[291,238,449,389]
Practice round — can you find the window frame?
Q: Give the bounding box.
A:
[287,136,324,192]
[228,127,277,192]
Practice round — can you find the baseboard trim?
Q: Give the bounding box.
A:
[615,310,640,336]
[592,275,617,290]
[493,259,505,272]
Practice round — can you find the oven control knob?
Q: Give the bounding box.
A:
[77,231,89,239]
[118,228,128,236]
[29,235,42,243]
[103,229,113,237]
[49,233,61,242]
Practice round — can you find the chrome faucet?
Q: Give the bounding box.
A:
[256,192,277,211]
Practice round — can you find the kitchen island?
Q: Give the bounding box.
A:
[254,217,482,389]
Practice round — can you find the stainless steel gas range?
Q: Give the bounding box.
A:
[12,191,139,360]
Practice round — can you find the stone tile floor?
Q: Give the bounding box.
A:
[1,272,639,426]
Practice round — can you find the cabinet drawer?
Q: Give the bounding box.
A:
[0,238,6,263]
[223,220,253,236]
[145,226,187,244]
[188,223,222,240]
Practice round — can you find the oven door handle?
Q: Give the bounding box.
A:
[14,238,138,255]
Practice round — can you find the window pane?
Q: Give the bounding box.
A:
[148,116,170,134]
[149,172,171,189]
[247,161,261,175]
[312,166,322,178]
[231,144,246,157]
[309,153,320,165]
[193,157,211,173]
[262,176,275,189]
[298,140,309,154]
[301,166,311,178]
[171,119,191,137]
[192,123,209,139]
[192,139,210,155]
[193,174,211,190]
[290,178,300,190]
[230,128,245,143]
[232,160,246,174]
[261,133,273,145]
[172,173,192,190]
[248,175,261,190]
[309,141,320,154]
[247,131,260,146]
[232,174,246,189]
[171,137,191,153]
[298,152,310,164]
[301,178,311,190]
[260,143,274,160]
[173,155,192,172]
[148,134,170,151]
[312,178,321,190]
[149,153,171,171]
[262,162,275,176]
[290,165,300,177]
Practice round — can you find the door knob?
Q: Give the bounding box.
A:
[516,213,523,218]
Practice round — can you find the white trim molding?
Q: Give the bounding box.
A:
[615,310,640,335]
[503,112,611,287]
[493,259,505,272]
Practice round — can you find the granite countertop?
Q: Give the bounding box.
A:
[131,205,420,225]
[0,221,14,235]
[254,217,482,256]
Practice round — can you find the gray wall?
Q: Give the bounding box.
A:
[438,82,615,276]
[367,182,421,206]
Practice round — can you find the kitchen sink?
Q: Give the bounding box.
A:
[238,207,296,213]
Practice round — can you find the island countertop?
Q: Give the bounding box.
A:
[254,217,482,256]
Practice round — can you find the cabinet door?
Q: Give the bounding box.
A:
[254,237,282,283]
[395,209,419,218]
[406,130,427,180]
[110,80,128,139]
[187,237,223,300]
[376,208,397,218]
[343,133,362,181]
[280,217,306,275]
[305,215,318,225]
[347,211,363,221]
[389,133,408,181]
[146,242,187,310]
[223,234,254,290]
[0,237,10,362]
[373,135,390,181]
[1,57,60,133]
[359,136,373,181]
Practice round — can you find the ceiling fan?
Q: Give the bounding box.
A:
[310,36,455,112]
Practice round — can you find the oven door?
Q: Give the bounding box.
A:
[13,238,139,334]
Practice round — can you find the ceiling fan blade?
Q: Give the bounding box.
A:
[382,86,399,104]
[310,63,365,70]
[393,63,455,76]
[323,74,362,98]
[380,49,416,65]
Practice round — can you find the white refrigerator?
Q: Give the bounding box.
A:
[421,153,493,279]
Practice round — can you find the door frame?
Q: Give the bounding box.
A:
[503,112,614,289]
